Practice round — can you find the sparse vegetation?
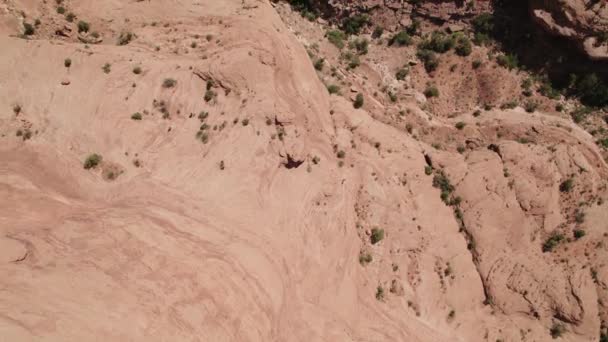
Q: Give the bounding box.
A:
[524,101,538,113]
[420,31,454,53]
[162,78,177,88]
[64,58,72,68]
[342,14,369,35]
[131,112,142,120]
[417,49,439,72]
[83,154,102,169]
[326,84,340,95]
[336,150,345,159]
[559,178,574,193]
[375,285,385,301]
[23,22,35,36]
[66,13,76,22]
[132,66,142,74]
[102,63,111,74]
[550,322,565,339]
[117,31,134,45]
[326,30,346,49]
[395,68,409,81]
[542,232,564,252]
[57,6,66,14]
[77,20,90,33]
[313,58,324,71]
[389,31,412,47]
[455,36,472,56]
[371,26,383,39]
[359,252,373,265]
[424,86,439,98]
[370,227,385,244]
[496,53,518,70]
[455,122,466,130]
[353,93,364,108]
[573,229,586,240]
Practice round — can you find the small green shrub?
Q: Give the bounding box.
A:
[542,233,564,252]
[326,84,340,94]
[375,285,385,300]
[204,89,216,102]
[496,53,518,70]
[131,112,142,120]
[371,26,384,39]
[417,49,439,72]
[359,252,373,265]
[573,229,586,240]
[524,101,538,113]
[549,323,565,339]
[424,86,439,98]
[559,178,574,192]
[353,93,364,108]
[66,13,76,22]
[83,153,102,169]
[57,6,66,14]
[162,78,177,88]
[472,60,482,69]
[455,122,466,130]
[425,165,433,175]
[23,22,35,36]
[455,36,472,56]
[117,31,134,46]
[389,31,412,46]
[420,31,455,53]
[326,30,346,49]
[77,20,90,33]
[313,58,324,71]
[395,68,409,80]
[370,227,385,244]
[64,58,72,68]
[102,63,111,74]
[350,38,369,55]
[342,14,369,35]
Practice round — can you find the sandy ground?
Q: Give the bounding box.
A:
[1,1,608,341]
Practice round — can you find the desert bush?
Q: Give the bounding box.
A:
[496,53,518,70]
[420,31,455,53]
[77,20,90,33]
[455,122,466,130]
[132,66,142,74]
[359,252,373,265]
[371,227,385,244]
[571,73,608,107]
[455,36,472,56]
[573,229,586,240]
[162,78,177,88]
[342,14,369,35]
[326,30,346,49]
[424,86,439,98]
[376,285,385,300]
[395,68,409,80]
[102,63,111,74]
[57,6,66,14]
[83,153,102,169]
[204,89,216,102]
[336,150,346,159]
[389,31,412,46]
[353,93,364,108]
[131,112,142,120]
[64,58,72,68]
[242,118,249,126]
[117,31,134,45]
[13,104,21,114]
[550,323,565,338]
[524,101,538,113]
[313,58,324,71]
[326,84,340,94]
[542,233,564,252]
[417,49,439,72]
[424,165,433,175]
[472,60,482,69]
[559,178,574,192]
[371,26,383,39]
[23,22,35,36]
[66,13,76,22]
[350,38,369,55]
